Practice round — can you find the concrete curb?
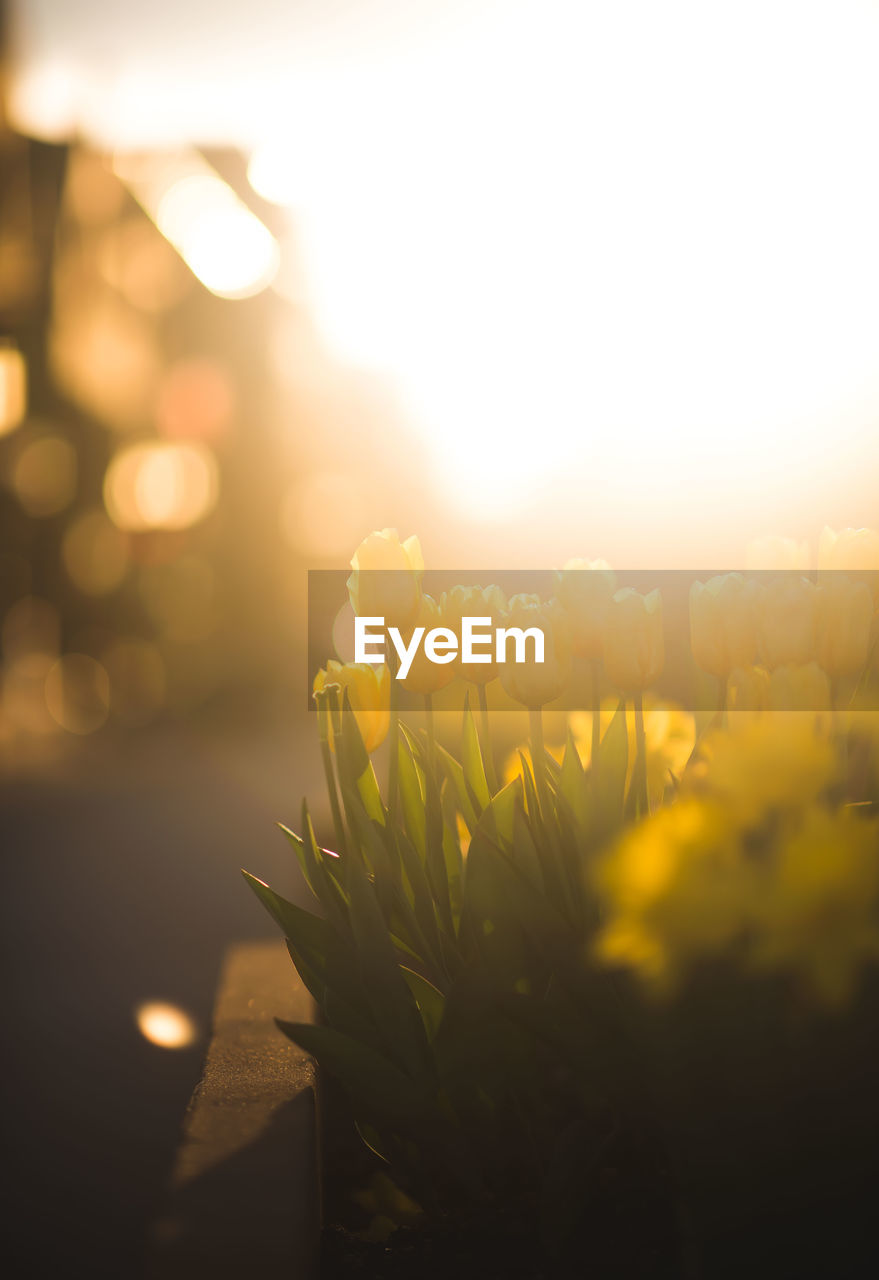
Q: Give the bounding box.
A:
[149,940,318,1277]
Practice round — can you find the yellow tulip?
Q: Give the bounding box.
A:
[744,535,810,571]
[818,525,879,574]
[347,528,424,631]
[814,576,873,678]
[726,664,771,716]
[690,715,835,826]
[499,594,572,709]
[554,559,616,659]
[767,663,831,712]
[603,588,664,692]
[441,583,508,684]
[757,575,816,668]
[594,798,753,992]
[396,594,456,696]
[313,660,390,753]
[689,573,759,680]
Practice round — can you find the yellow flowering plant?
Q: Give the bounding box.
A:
[242,529,879,1272]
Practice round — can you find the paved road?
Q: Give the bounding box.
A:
[1,725,328,1278]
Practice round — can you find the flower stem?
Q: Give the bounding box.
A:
[315,691,347,856]
[634,690,648,817]
[388,645,400,827]
[424,691,437,773]
[590,658,602,779]
[478,683,499,795]
[529,706,550,817]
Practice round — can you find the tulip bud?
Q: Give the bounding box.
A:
[815,577,873,678]
[818,526,879,573]
[554,559,616,659]
[757,576,816,668]
[313,660,390,753]
[500,594,572,708]
[745,536,810,571]
[442,583,508,683]
[726,665,771,715]
[690,573,759,679]
[396,594,457,696]
[604,589,664,692]
[347,528,424,631]
[768,663,832,712]
[819,526,879,606]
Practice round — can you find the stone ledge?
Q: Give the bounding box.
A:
[149,939,318,1278]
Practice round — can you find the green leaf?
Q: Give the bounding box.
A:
[345,851,434,1079]
[338,689,386,825]
[477,777,519,852]
[299,802,349,931]
[242,869,373,1032]
[393,829,448,985]
[435,742,479,833]
[559,728,588,828]
[397,735,427,858]
[276,1021,428,1122]
[421,759,454,938]
[440,785,464,928]
[279,820,348,921]
[461,694,491,815]
[242,869,325,944]
[593,698,628,834]
[400,967,445,1042]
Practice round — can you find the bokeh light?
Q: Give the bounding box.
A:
[114,152,279,300]
[50,297,160,430]
[5,57,83,142]
[62,509,130,596]
[11,434,77,517]
[2,653,57,736]
[98,219,191,313]
[44,653,111,735]
[103,441,219,532]
[157,174,279,299]
[155,358,234,441]
[135,1000,198,1050]
[0,344,27,436]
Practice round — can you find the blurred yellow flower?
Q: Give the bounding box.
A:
[554,559,616,660]
[767,662,832,714]
[313,660,390,753]
[691,715,835,826]
[757,575,816,668]
[441,583,508,684]
[499,595,572,709]
[745,535,810,571]
[595,799,753,992]
[818,525,879,575]
[569,696,695,803]
[347,528,424,630]
[726,664,771,716]
[603,588,664,692]
[749,806,879,1007]
[814,576,873,678]
[689,573,759,680]
[396,594,456,696]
